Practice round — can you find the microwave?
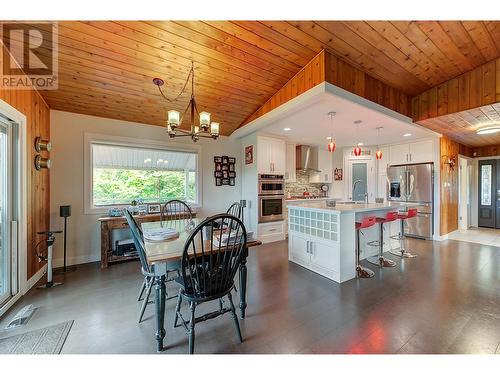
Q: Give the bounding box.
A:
[258,174,285,195]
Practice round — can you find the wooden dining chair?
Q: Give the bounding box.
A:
[226,202,243,221]
[123,209,156,323]
[160,199,193,227]
[173,213,247,354]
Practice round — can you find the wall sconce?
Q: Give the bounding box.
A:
[35,155,51,170]
[442,155,456,172]
[35,137,52,152]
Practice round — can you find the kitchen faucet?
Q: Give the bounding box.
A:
[352,179,368,204]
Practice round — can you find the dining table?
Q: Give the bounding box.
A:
[142,218,262,352]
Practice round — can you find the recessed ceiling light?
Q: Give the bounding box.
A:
[403,133,412,137]
[357,142,364,146]
[283,127,291,131]
[477,126,500,135]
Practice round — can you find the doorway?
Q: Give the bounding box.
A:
[458,156,472,230]
[477,159,500,228]
[0,113,19,308]
[346,157,375,202]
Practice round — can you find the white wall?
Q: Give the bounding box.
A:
[49,110,242,266]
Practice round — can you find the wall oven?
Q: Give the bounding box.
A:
[258,174,285,223]
[258,174,285,195]
[258,195,285,223]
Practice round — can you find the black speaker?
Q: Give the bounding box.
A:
[60,205,71,218]
[59,205,72,272]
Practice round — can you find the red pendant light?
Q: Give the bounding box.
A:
[328,141,336,153]
[375,126,384,160]
[326,111,336,153]
[353,120,362,156]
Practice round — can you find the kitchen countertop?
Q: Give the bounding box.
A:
[285,197,331,202]
[286,201,396,213]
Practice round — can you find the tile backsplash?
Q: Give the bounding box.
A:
[285,172,328,197]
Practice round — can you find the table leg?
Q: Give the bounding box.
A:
[239,248,248,319]
[154,273,166,352]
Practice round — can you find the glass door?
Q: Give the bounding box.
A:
[0,119,11,306]
[352,163,367,202]
[478,160,495,228]
[0,114,18,308]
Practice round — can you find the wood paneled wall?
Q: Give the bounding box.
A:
[440,137,460,236]
[324,51,411,117]
[0,87,50,279]
[242,50,326,126]
[412,58,500,122]
[242,50,412,126]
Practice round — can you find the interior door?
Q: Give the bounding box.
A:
[478,160,495,228]
[351,163,367,201]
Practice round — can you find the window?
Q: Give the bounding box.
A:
[481,164,492,206]
[90,142,199,208]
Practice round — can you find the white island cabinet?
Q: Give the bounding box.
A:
[288,201,396,283]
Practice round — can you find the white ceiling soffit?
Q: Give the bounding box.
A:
[92,143,196,171]
[231,82,440,145]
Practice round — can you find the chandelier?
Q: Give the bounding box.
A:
[153,62,220,142]
[326,111,336,153]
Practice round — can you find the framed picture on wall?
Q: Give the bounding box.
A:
[245,145,253,165]
[215,178,222,186]
[147,203,161,214]
[334,168,343,181]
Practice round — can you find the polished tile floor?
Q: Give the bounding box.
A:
[0,238,499,354]
[448,227,500,247]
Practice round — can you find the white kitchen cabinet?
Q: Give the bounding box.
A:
[258,221,285,244]
[409,139,433,163]
[309,149,333,183]
[289,231,310,266]
[309,237,340,278]
[257,136,286,174]
[289,231,339,280]
[389,143,410,165]
[285,143,296,182]
[389,139,434,165]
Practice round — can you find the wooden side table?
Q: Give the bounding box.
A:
[98,213,162,268]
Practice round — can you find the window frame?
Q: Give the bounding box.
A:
[84,133,202,215]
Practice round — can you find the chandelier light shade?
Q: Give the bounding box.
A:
[353,146,362,157]
[210,122,220,137]
[326,111,336,153]
[199,111,210,129]
[375,149,383,160]
[153,61,220,142]
[167,110,180,128]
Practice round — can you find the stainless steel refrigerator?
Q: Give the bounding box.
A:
[387,162,434,239]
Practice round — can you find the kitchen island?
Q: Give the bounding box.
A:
[287,201,398,283]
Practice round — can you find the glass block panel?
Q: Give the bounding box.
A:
[311,211,316,219]
[311,229,316,236]
[317,212,323,220]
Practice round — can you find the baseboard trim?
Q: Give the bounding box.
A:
[53,254,100,268]
[26,264,48,292]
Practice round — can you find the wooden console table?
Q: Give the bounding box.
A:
[99,212,196,268]
[98,213,161,268]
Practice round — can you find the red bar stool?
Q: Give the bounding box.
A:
[390,208,418,258]
[355,216,377,278]
[367,211,398,268]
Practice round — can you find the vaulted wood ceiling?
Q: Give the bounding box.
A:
[10,21,500,136]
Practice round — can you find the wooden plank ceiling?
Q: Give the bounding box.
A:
[15,21,500,136]
[419,103,500,147]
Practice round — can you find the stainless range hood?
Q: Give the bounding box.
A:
[296,145,320,173]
